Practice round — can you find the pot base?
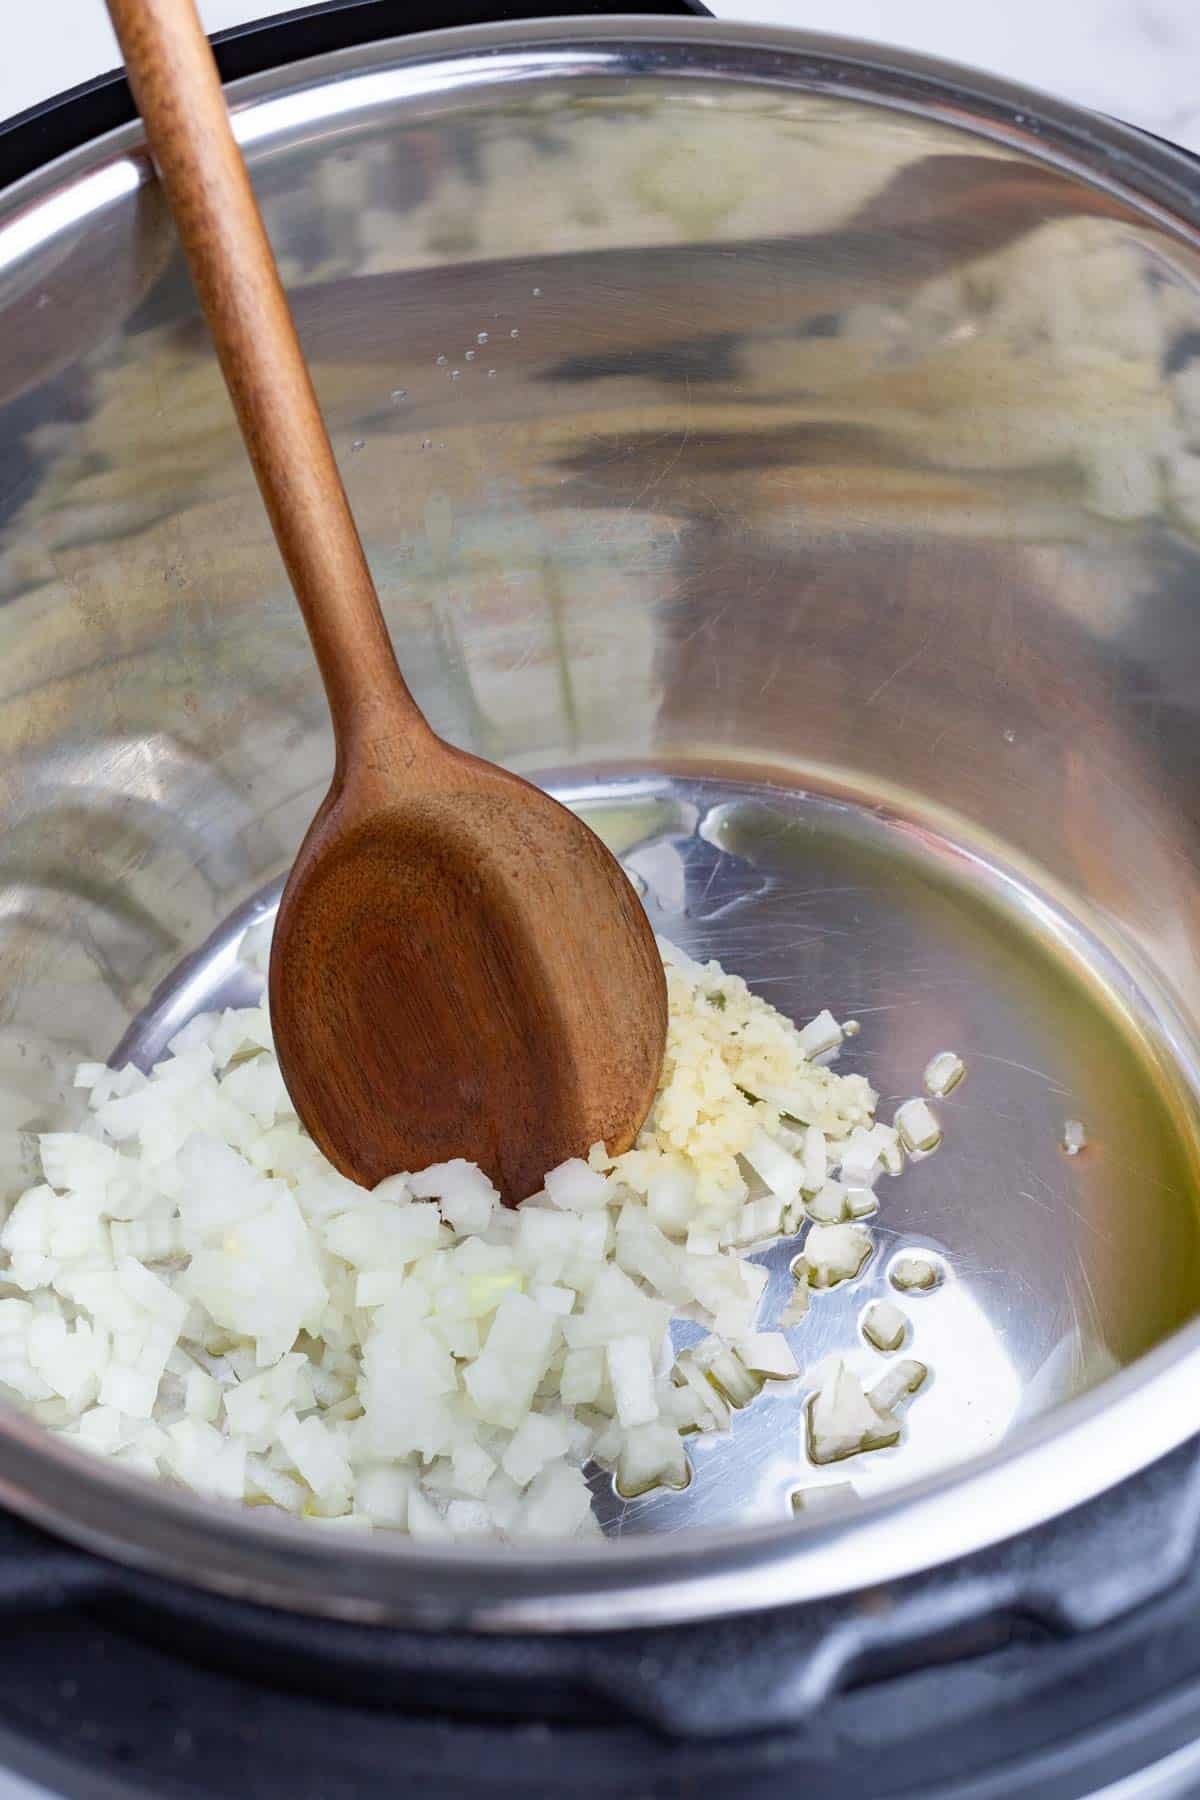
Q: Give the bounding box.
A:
[112,765,1200,1535]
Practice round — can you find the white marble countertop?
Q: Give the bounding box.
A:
[3,0,1199,153]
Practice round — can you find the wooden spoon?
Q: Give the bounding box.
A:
[107,0,667,1202]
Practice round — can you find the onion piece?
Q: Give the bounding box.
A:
[1062,1119,1088,1156]
[804,1222,873,1289]
[923,1051,965,1097]
[408,1160,498,1236]
[806,1181,849,1224]
[560,1346,604,1406]
[808,1359,899,1463]
[606,1335,659,1428]
[463,1293,557,1428]
[692,1339,762,1408]
[796,1010,843,1061]
[671,1355,731,1434]
[736,1332,799,1379]
[502,1413,573,1487]
[790,1482,857,1516]
[868,1359,928,1415]
[0,932,938,1534]
[894,1098,942,1154]
[616,1423,690,1497]
[890,1254,942,1293]
[545,1160,609,1214]
[742,1130,804,1206]
[861,1299,907,1353]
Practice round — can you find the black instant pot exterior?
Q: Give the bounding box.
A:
[5,7,1200,1797]
[6,1441,1200,1797]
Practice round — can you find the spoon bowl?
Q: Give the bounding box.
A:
[271,744,666,1200]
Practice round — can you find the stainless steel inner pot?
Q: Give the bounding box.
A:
[2,17,1200,1632]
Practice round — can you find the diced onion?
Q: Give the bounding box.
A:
[808,1359,898,1464]
[615,1423,690,1497]
[806,1181,848,1224]
[894,1098,942,1154]
[545,1160,609,1213]
[606,1335,659,1428]
[923,1051,965,1098]
[868,1359,928,1416]
[736,1332,799,1378]
[790,1481,857,1516]
[890,1254,942,1292]
[0,928,943,1540]
[796,1010,844,1061]
[1062,1119,1088,1156]
[861,1299,907,1353]
[804,1222,873,1289]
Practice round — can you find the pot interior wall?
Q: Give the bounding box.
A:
[2,32,1200,1538]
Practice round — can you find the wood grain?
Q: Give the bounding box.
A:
[270,751,668,1200]
[108,0,666,1199]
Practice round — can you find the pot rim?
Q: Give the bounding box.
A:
[1,14,1199,1633]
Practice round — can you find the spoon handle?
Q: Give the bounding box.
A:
[107,0,427,768]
